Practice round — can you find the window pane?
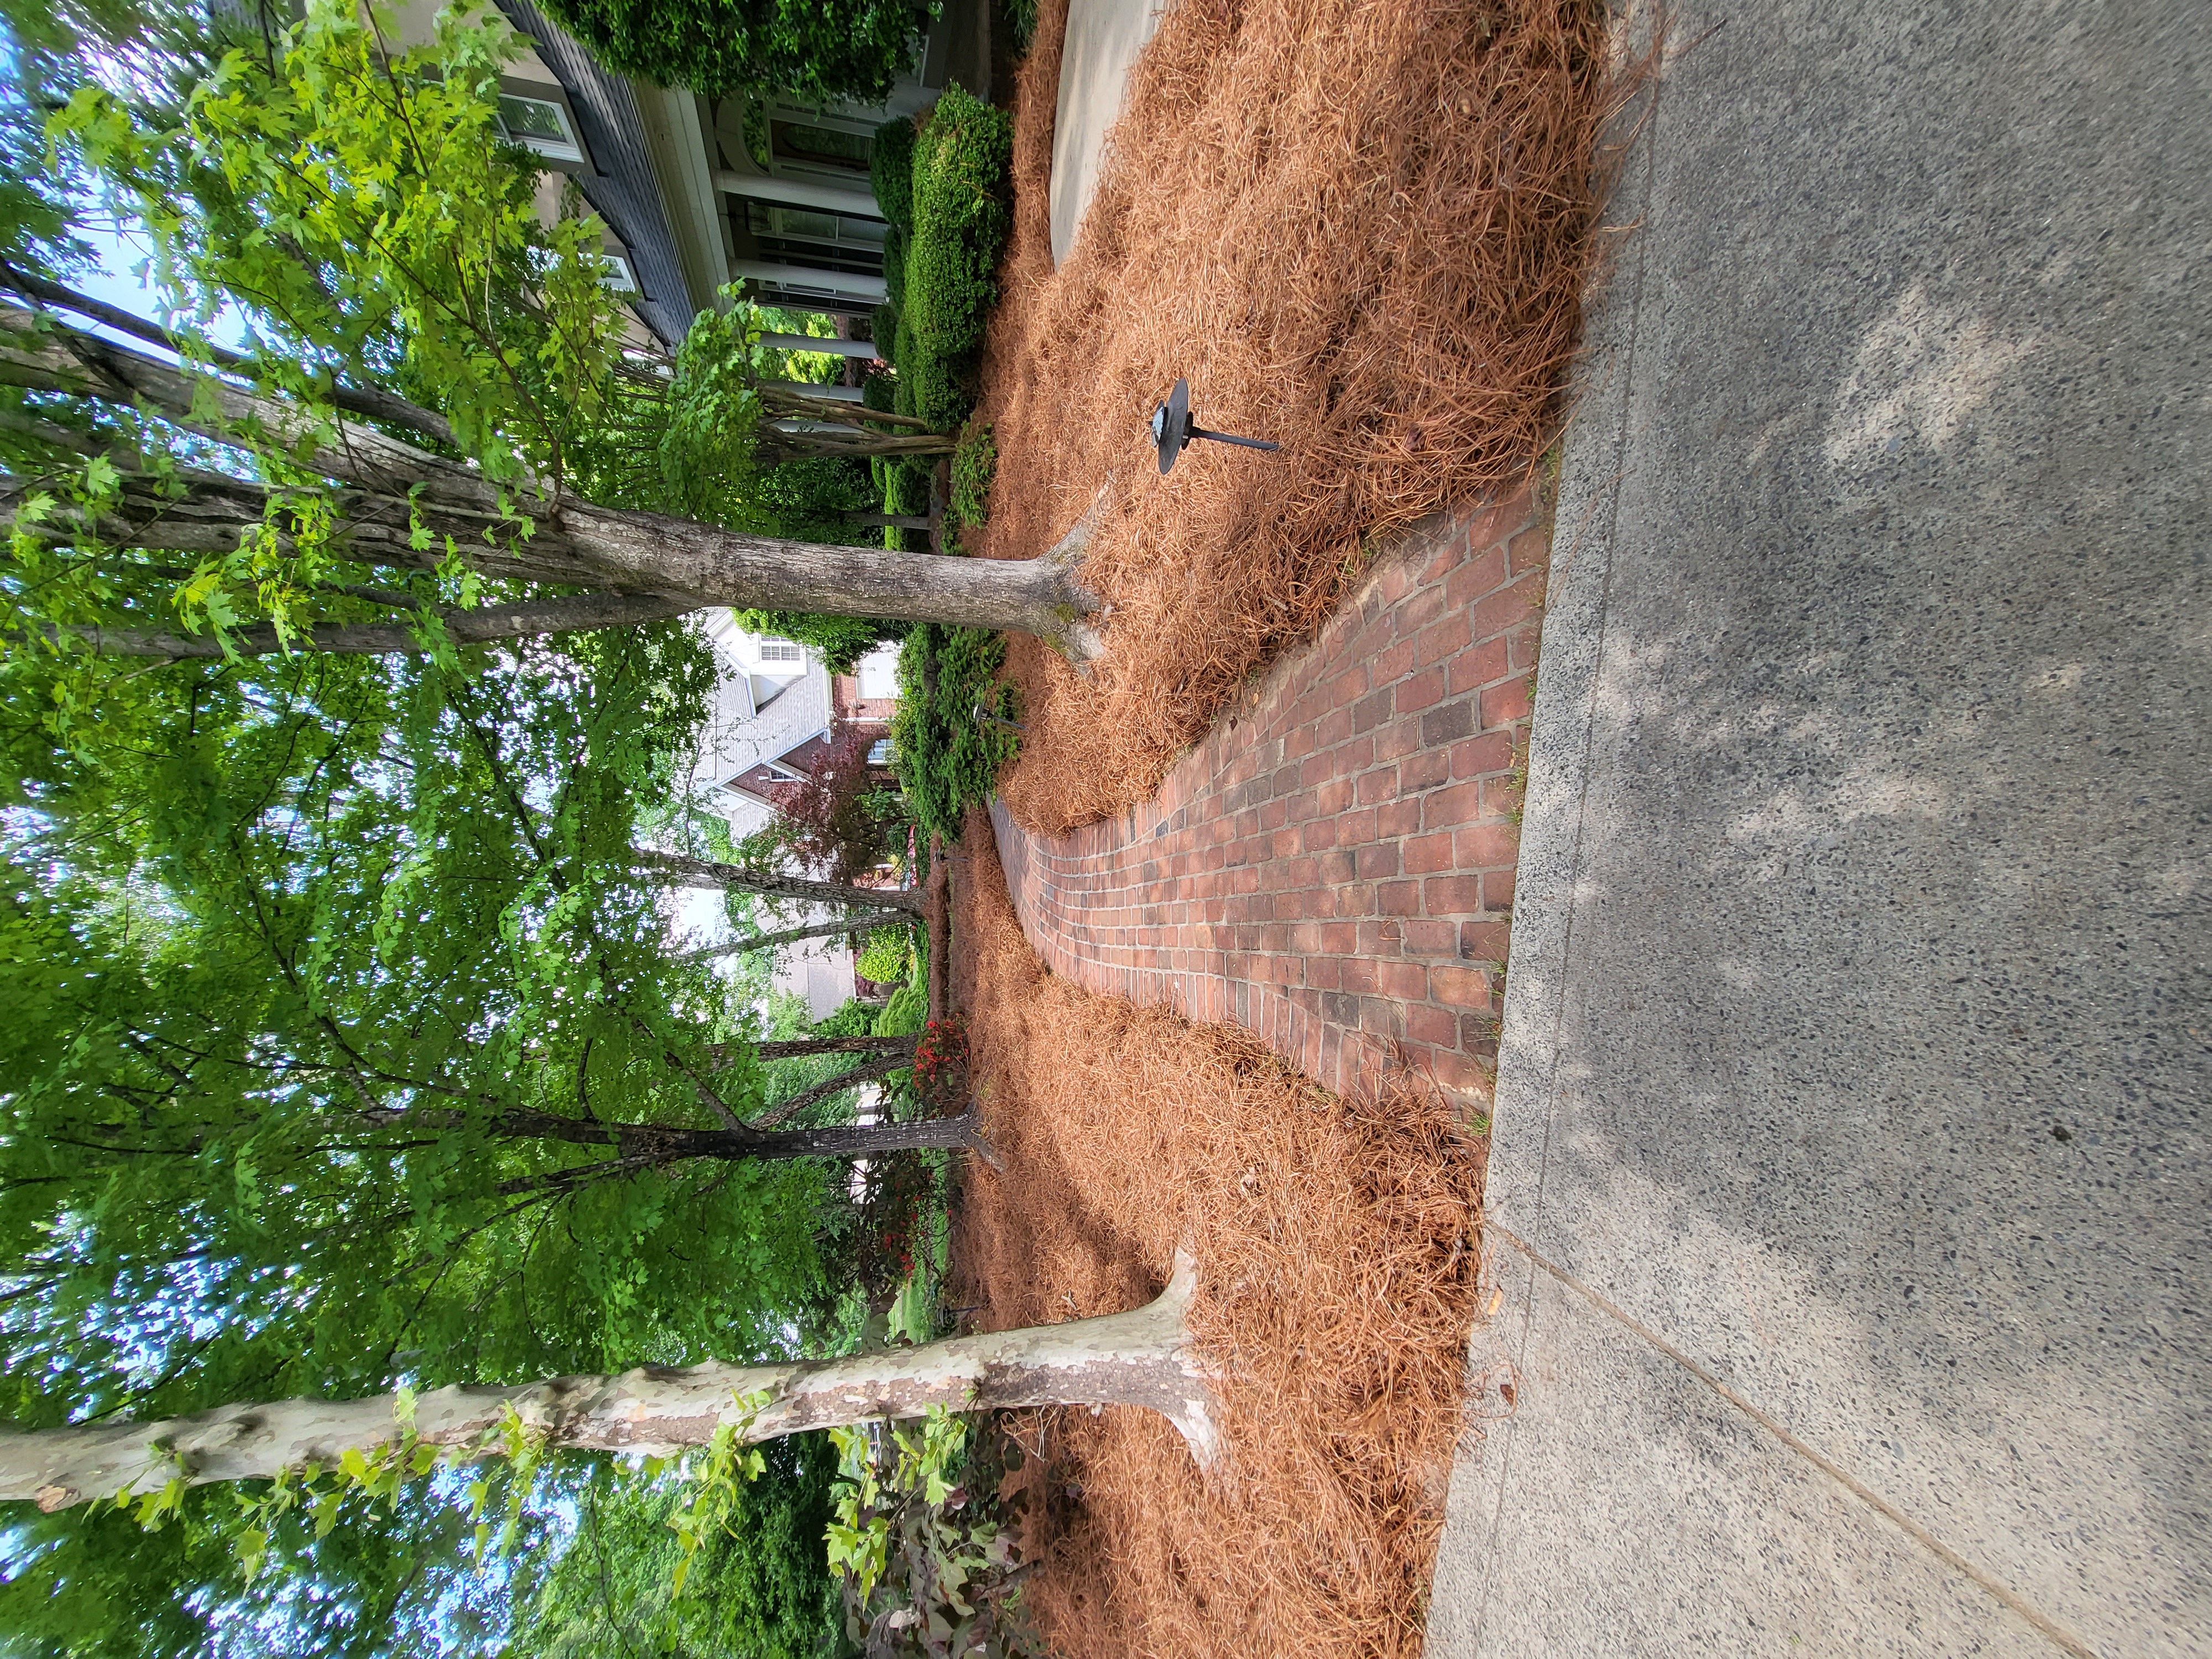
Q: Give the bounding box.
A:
[498,96,569,144]
[769,121,872,170]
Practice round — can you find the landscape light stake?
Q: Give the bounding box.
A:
[1151,377,1281,474]
[973,701,1026,735]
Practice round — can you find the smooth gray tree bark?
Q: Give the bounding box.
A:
[0,1256,1216,1513]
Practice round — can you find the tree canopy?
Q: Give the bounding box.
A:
[534,0,935,107]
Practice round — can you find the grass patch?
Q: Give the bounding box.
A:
[890,623,1019,847]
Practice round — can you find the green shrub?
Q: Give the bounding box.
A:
[1006,0,1039,51]
[863,310,898,369]
[536,0,929,104]
[870,114,918,232]
[855,923,915,984]
[880,222,908,315]
[874,979,926,1038]
[896,85,1015,433]
[890,623,1018,846]
[735,611,906,674]
[948,422,995,529]
[881,458,932,552]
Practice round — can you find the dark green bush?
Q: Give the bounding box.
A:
[880,222,908,315]
[896,85,1015,432]
[870,114,919,232]
[536,0,929,104]
[868,304,901,369]
[881,458,932,552]
[889,623,1018,846]
[948,422,995,529]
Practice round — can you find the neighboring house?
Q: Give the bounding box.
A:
[411,0,997,343]
[681,619,905,1022]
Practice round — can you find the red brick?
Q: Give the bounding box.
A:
[1404,832,1457,874]
[1316,776,1355,816]
[1413,611,1473,670]
[1376,799,1422,839]
[1400,746,1451,792]
[1355,766,1400,805]
[1484,867,1517,912]
[1374,714,1425,764]
[1430,964,1493,1008]
[1401,918,1458,956]
[1395,666,1446,714]
[1480,776,1522,818]
[1458,921,1512,963]
[1506,522,1552,576]
[1378,961,1430,1001]
[1378,880,1421,916]
[1454,821,1520,869]
[1444,545,1508,611]
[1424,875,1485,914]
[1422,780,1484,830]
[1352,688,1394,734]
[1474,574,1546,641]
[1451,730,1516,779]
[1480,675,1532,729]
[1506,620,1543,674]
[1302,816,1340,853]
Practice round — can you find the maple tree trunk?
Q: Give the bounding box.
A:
[0,311,1100,653]
[631,850,924,916]
[1,1256,1217,1513]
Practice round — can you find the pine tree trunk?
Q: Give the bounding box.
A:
[0,1256,1217,1512]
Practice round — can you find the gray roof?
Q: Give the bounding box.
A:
[493,0,696,347]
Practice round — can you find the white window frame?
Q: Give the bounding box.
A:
[757,638,805,664]
[495,92,585,165]
[600,252,638,293]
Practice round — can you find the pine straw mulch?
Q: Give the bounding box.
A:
[969,0,1634,834]
[945,810,1486,1659]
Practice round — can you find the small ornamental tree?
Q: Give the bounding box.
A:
[763,724,895,885]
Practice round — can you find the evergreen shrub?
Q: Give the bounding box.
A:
[889,623,1018,846]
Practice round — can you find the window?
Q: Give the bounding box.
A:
[600,252,638,293]
[769,120,872,173]
[868,738,893,766]
[758,639,804,663]
[496,93,583,164]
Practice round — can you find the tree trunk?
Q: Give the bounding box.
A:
[925,837,951,1028]
[0,1255,1215,1514]
[630,850,923,916]
[745,1033,921,1062]
[0,311,1100,653]
[372,1104,988,1165]
[753,1052,914,1130]
[45,591,701,659]
[843,513,935,531]
[680,910,906,961]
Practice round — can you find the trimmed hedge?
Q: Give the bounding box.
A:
[899,85,1014,431]
[869,114,917,233]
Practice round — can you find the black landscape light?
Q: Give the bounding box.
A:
[974,701,1026,735]
[1150,378,1281,474]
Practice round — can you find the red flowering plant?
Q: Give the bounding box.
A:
[907,1016,969,1113]
[820,1151,938,1295]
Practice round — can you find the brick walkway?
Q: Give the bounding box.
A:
[990,489,1547,1112]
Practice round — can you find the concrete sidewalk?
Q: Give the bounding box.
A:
[1428,2,2210,1655]
[1048,0,1167,265]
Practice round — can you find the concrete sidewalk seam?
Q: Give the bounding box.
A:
[1481,1218,2104,1659]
